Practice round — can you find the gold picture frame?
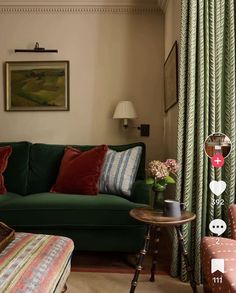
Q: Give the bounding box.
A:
[164,41,178,112]
[5,61,69,111]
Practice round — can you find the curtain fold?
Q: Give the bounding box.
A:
[171,0,236,283]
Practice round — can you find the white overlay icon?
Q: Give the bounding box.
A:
[209,181,226,196]
[211,259,224,273]
[209,219,227,236]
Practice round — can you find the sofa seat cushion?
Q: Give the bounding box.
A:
[0,193,147,228]
[0,192,23,204]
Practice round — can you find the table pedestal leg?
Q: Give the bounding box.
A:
[175,226,198,293]
[150,226,161,282]
[129,225,151,293]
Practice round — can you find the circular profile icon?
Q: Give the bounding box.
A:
[204,132,232,159]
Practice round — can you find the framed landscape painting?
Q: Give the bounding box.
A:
[164,41,178,112]
[5,61,69,111]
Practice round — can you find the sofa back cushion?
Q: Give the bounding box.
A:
[0,142,31,195]
[27,142,145,194]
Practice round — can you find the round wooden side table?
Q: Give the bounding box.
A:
[129,207,197,293]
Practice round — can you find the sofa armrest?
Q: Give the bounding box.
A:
[130,180,150,205]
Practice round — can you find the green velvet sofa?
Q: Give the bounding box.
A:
[0,141,149,252]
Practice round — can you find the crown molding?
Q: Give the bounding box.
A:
[0,0,160,5]
[0,7,160,14]
[156,0,167,13]
[0,0,165,14]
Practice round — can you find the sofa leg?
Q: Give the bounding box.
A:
[61,284,67,293]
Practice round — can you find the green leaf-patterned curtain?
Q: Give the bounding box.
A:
[171,0,236,283]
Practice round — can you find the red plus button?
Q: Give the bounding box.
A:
[211,154,224,168]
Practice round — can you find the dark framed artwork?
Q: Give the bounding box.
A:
[164,41,178,112]
[5,61,69,111]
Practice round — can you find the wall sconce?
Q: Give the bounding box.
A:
[113,100,150,137]
[113,101,137,127]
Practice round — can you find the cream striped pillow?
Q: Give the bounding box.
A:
[99,147,142,196]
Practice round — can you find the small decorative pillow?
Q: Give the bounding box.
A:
[99,146,142,196]
[0,146,12,194]
[51,145,108,195]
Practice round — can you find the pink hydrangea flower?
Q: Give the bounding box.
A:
[165,159,179,173]
[147,160,169,179]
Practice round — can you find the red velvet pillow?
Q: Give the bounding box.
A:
[0,146,12,194]
[51,145,108,195]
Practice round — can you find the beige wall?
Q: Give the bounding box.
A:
[0,5,164,162]
[164,0,181,159]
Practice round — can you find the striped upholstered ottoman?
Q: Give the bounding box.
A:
[0,233,74,293]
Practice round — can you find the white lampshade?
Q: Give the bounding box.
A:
[113,101,137,119]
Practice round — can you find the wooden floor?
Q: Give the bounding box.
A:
[68,229,203,293]
[67,272,203,293]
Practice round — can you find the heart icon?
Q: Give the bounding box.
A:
[209,180,226,196]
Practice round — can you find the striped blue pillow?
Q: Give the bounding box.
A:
[99,146,142,196]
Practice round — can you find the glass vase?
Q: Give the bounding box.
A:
[150,187,165,211]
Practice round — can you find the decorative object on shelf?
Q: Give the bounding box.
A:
[113,100,150,136]
[146,159,179,210]
[5,61,69,111]
[15,42,58,53]
[164,41,178,112]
